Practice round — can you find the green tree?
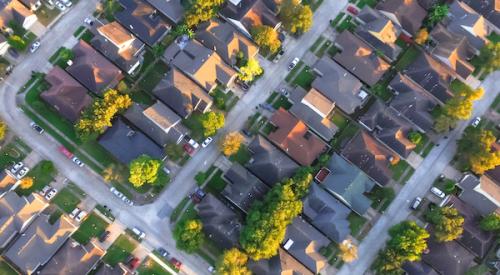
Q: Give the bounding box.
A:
[200,111,225,137]
[184,0,224,27]
[128,155,162,187]
[480,213,500,231]
[427,4,449,26]
[426,206,464,242]
[173,24,195,38]
[238,58,263,82]
[457,127,500,174]
[251,25,281,54]
[434,114,457,133]
[216,248,251,275]
[7,35,26,51]
[477,42,500,74]
[165,143,184,161]
[280,0,313,34]
[0,120,6,141]
[174,219,204,253]
[408,131,422,145]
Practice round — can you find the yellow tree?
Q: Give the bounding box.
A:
[238,58,263,82]
[0,120,6,141]
[128,155,162,187]
[251,25,281,54]
[280,0,313,34]
[339,239,358,263]
[426,206,464,242]
[201,111,225,137]
[458,127,500,174]
[19,177,34,189]
[216,248,251,275]
[220,132,244,156]
[415,28,429,45]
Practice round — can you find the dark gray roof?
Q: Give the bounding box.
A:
[402,261,439,275]
[144,0,184,24]
[246,135,299,186]
[302,183,351,242]
[446,1,490,51]
[458,174,499,216]
[416,0,439,10]
[197,194,241,250]
[376,0,427,35]
[220,0,280,34]
[248,248,313,275]
[311,57,364,114]
[461,0,500,30]
[222,163,269,212]
[98,118,165,164]
[421,238,475,275]
[321,154,375,215]
[40,241,105,275]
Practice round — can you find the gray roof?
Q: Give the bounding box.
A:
[222,163,269,213]
[282,217,329,274]
[402,261,439,275]
[376,0,427,36]
[248,248,313,275]
[458,174,499,216]
[0,171,17,195]
[321,154,375,215]
[421,238,475,275]
[302,183,351,243]
[144,0,184,24]
[461,0,500,30]
[197,194,242,250]
[446,0,490,51]
[220,0,280,34]
[98,118,165,164]
[40,241,105,275]
[246,135,299,186]
[311,57,364,114]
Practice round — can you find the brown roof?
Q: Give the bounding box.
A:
[376,0,427,35]
[301,88,335,117]
[478,175,500,207]
[486,143,500,185]
[268,108,328,166]
[0,0,35,29]
[97,22,135,48]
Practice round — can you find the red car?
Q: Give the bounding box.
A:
[128,257,140,270]
[58,146,74,159]
[170,257,182,270]
[183,143,194,156]
[347,5,358,15]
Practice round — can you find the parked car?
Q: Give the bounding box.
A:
[59,146,74,158]
[45,188,58,200]
[29,41,40,53]
[69,208,80,219]
[128,257,141,270]
[71,156,84,167]
[410,197,422,210]
[471,117,481,127]
[75,210,87,222]
[99,231,110,242]
[273,49,284,63]
[10,162,23,174]
[17,167,29,179]
[347,5,359,15]
[39,185,51,196]
[55,1,66,11]
[430,187,445,199]
[288,57,299,70]
[157,248,169,258]
[188,139,199,149]
[110,186,124,199]
[183,143,195,155]
[201,137,213,148]
[132,227,146,239]
[84,17,93,25]
[237,80,249,91]
[208,266,215,273]
[60,0,72,7]
[241,129,252,137]
[170,258,182,269]
[280,87,289,97]
[30,122,44,134]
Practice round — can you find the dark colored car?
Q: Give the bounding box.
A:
[183,143,194,155]
[99,231,110,242]
[157,248,169,258]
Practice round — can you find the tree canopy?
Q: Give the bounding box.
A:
[415,28,429,45]
[480,213,500,231]
[220,132,244,156]
[174,219,205,253]
[184,0,224,27]
[251,25,281,54]
[339,239,358,263]
[426,206,464,242]
[216,248,251,275]
[128,155,162,187]
[19,177,34,189]
[238,58,263,82]
[280,0,313,34]
[201,111,225,137]
[457,127,500,174]
[477,42,500,75]
[0,120,6,141]
[427,4,449,26]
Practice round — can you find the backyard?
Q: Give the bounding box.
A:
[103,234,138,266]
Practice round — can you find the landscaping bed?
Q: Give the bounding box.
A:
[72,212,110,245]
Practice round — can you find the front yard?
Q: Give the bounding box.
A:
[138,257,172,275]
[72,212,110,245]
[292,66,316,90]
[52,188,81,213]
[103,234,138,266]
[0,138,31,170]
[16,160,56,196]
[348,212,368,237]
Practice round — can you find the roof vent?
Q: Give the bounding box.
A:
[127,130,136,137]
[283,239,294,250]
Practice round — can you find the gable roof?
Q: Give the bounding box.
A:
[320,153,375,215]
[40,241,105,275]
[222,163,269,212]
[461,0,500,30]
[247,135,299,186]
[458,173,500,216]
[0,171,17,195]
[41,67,92,123]
[376,0,427,36]
[421,238,475,275]
[402,261,439,275]
[0,0,36,29]
[334,31,391,86]
[66,40,123,95]
[446,0,490,51]
[311,56,364,114]
[248,248,313,275]
[221,0,280,34]
[143,0,184,24]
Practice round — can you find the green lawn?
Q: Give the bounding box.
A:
[103,234,138,266]
[450,79,473,95]
[394,46,420,71]
[0,259,18,275]
[72,212,110,245]
[390,160,410,182]
[206,170,227,194]
[102,0,123,21]
[52,188,81,213]
[488,33,500,43]
[16,160,56,196]
[176,203,198,226]
[49,209,62,225]
[80,29,94,43]
[330,111,349,130]
[35,4,60,26]
[465,264,492,275]
[414,134,434,157]
[336,16,357,32]
[96,204,115,221]
[49,47,73,68]
[272,95,292,110]
[266,91,279,104]
[330,12,345,28]
[315,41,332,57]
[0,138,30,170]
[491,94,500,111]
[138,257,172,275]
[73,26,86,38]
[331,122,359,150]
[310,36,326,52]
[356,0,378,8]
[138,61,168,93]
[182,113,204,142]
[229,145,252,165]
[367,186,395,211]
[371,71,395,101]
[292,66,315,90]
[170,197,190,222]
[285,61,304,82]
[348,212,367,236]
[262,122,276,135]
[211,88,237,112]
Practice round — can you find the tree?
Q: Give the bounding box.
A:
[415,28,429,45]
[251,25,281,54]
[457,127,500,174]
[174,219,204,253]
[426,206,464,242]
[7,35,26,51]
[165,143,184,161]
[19,177,34,189]
[0,120,6,142]
[280,0,313,34]
[477,42,500,74]
[339,239,358,263]
[427,4,449,26]
[220,132,244,156]
[200,111,225,137]
[434,114,457,133]
[408,131,422,145]
[216,248,251,275]
[173,24,195,38]
[480,213,500,231]
[128,155,162,187]
[238,58,263,82]
[184,0,224,27]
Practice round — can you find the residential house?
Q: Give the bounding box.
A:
[98,118,166,164]
[0,0,38,30]
[355,6,403,61]
[421,238,475,275]
[288,86,338,141]
[341,131,398,186]
[197,194,242,250]
[316,153,375,215]
[246,135,299,186]
[40,240,105,275]
[359,101,417,158]
[220,0,280,37]
[416,0,439,10]
[0,191,48,248]
[282,217,329,274]
[302,183,351,243]
[267,108,328,166]
[0,171,19,196]
[461,0,500,33]
[91,21,145,75]
[19,0,40,11]
[0,34,9,56]
[152,68,213,118]
[375,0,427,37]
[402,261,439,275]
[388,73,439,133]
[222,163,269,212]
[4,214,77,274]
[143,0,184,24]
[403,52,456,104]
[457,173,500,216]
[115,0,171,47]
[163,39,237,92]
[248,248,313,275]
[333,31,391,86]
[196,19,259,67]
[41,67,92,123]
[66,40,123,95]
[124,102,187,146]
[311,56,366,114]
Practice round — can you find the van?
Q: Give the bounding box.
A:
[132,227,146,239]
[430,187,445,199]
[410,197,422,210]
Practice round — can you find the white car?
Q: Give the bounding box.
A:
[471,117,481,127]
[110,187,124,199]
[430,187,445,199]
[55,1,66,11]
[39,185,51,196]
[72,156,84,167]
[45,188,58,200]
[84,17,93,25]
[10,162,23,174]
[29,41,40,53]
[17,167,29,179]
[75,210,87,222]
[188,139,199,149]
[132,227,146,239]
[201,137,213,148]
[69,208,80,219]
[288,57,299,70]
[60,0,72,7]
[30,122,44,134]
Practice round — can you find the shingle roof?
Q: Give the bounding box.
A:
[0,171,17,195]
[220,0,280,34]
[0,0,35,29]
[144,0,184,24]
[421,238,475,275]
[40,241,105,275]
[461,0,500,30]
[222,163,269,212]
[458,174,500,216]
[402,261,439,275]
[248,248,313,275]
[446,0,490,51]
[376,0,427,36]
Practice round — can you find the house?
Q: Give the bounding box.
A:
[41,67,92,123]
[457,173,500,216]
[311,56,366,114]
[267,108,328,166]
[429,23,476,81]
[163,39,237,92]
[403,52,456,104]
[355,6,403,61]
[0,191,48,248]
[0,0,38,30]
[342,131,398,186]
[0,34,9,56]
[19,0,40,11]
[316,154,375,215]
[39,240,105,275]
[248,248,313,275]
[91,21,145,75]
[359,101,416,158]
[288,86,338,141]
[222,163,269,212]
[461,0,500,33]
[124,102,187,146]
[0,171,19,196]
[282,217,329,274]
[333,31,391,86]
[196,19,259,67]
[375,0,427,37]
[143,0,184,24]
[115,0,171,47]
[152,68,212,118]
[197,194,242,250]
[98,118,166,164]
[402,261,439,275]
[4,214,77,274]
[421,238,475,275]
[388,73,439,133]
[220,0,280,37]
[66,40,123,95]
[302,183,351,243]
[246,135,299,186]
